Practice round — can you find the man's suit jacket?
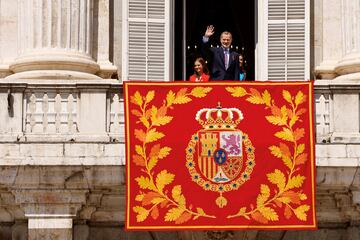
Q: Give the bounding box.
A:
[201,41,239,80]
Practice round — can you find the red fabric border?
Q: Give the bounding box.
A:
[124,81,317,230]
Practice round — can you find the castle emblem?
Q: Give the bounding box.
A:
[186,103,255,208]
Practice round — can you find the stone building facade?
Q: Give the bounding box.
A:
[0,0,359,239]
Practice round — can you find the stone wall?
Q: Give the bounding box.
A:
[0,0,360,239]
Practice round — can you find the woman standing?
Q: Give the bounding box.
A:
[189,57,210,82]
[238,54,247,81]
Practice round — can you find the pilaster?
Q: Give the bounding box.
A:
[314,0,342,79]
[28,218,72,240]
[96,0,117,78]
[12,189,87,240]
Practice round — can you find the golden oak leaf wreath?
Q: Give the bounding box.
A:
[225,87,310,223]
[130,87,216,224]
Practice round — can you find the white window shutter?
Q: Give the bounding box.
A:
[123,0,170,81]
[266,0,309,81]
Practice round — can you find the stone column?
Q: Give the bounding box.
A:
[7,0,100,80]
[335,0,360,76]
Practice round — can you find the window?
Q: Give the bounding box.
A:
[258,0,309,80]
[122,0,172,81]
[175,0,255,80]
[122,0,309,81]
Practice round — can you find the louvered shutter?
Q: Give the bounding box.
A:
[266,0,309,80]
[123,0,170,81]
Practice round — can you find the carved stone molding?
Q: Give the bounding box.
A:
[205,231,234,240]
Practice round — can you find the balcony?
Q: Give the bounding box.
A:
[0,79,359,238]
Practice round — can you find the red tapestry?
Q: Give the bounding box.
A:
[124,81,316,230]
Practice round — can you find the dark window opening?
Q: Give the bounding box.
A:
[175,0,255,81]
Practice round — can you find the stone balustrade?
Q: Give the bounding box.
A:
[315,79,360,144]
[0,79,124,142]
[0,79,356,144]
[24,91,78,134]
[0,79,359,157]
[315,91,331,143]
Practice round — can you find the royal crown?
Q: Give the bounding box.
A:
[195,102,243,130]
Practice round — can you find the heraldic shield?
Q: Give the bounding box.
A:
[186,103,255,208]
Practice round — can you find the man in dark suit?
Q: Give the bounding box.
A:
[201,25,239,80]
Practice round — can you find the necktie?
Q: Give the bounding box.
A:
[224,49,229,70]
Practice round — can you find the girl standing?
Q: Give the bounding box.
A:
[189,57,210,82]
